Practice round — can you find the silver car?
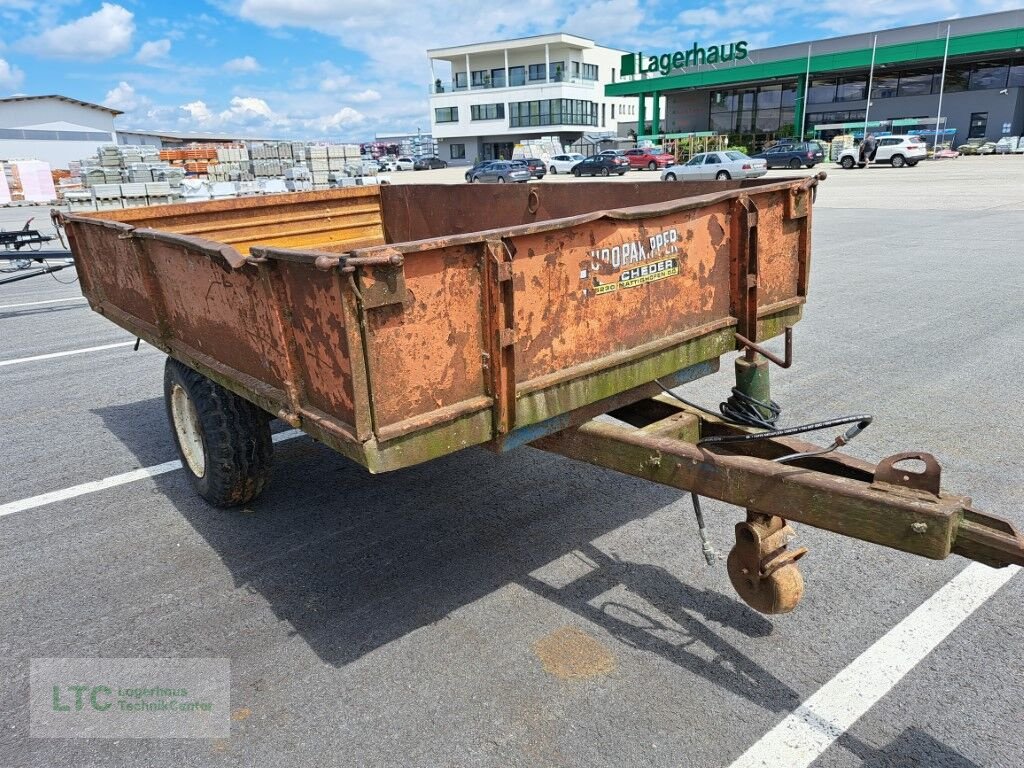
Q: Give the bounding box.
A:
[470,161,532,183]
[661,151,767,181]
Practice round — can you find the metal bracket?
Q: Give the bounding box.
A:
[873,452,941,497]
[347,248,407,309]
[735,326,794,369]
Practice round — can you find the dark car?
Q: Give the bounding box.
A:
[464,160,495,182]
[469,161,531,183]
[572,154,629,177]
[751,141,825,169]
[413,156,448,170]
[523,158,546,179]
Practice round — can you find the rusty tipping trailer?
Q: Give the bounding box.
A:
[62,179,1024,615]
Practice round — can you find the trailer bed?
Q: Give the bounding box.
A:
[65,180,816,472]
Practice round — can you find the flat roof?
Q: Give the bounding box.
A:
[429,32,623,59]
[117,129,276,142]
[0,94,123,116]
[607,9,1024,96]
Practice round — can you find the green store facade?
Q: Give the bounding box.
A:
[605,10,1024,147]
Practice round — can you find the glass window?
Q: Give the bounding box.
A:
[685,155,704,166]
[1009,59,1024,87]
[807,77,837,104]
[550,61,565,81]
[943,63,970,93]
[710,91,736,112]
[710,112,735,133]
[434,106,458,123]
[509,66,526,86]
[471,69,488,86]
[969,61,1009,90]
[871,73,899,98]
[755,108,781,132]
[897,69,935,97]
[449,143,466,159]
[704,154,722,165]
[757,85,781,109]
[454,72,467,89]
[572,61,580,78]
[968,111,988,139]
[836,76,867,101]
[583,63,599,81]
[780,86,797,107]
[491,68,506,88]
[471,103,505,120]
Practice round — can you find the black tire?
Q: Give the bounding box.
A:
[441,162,447,168]
[497,176,506,183]
[163,357,272,508]
[840,156,855,169]
[573,168,581,177]
[716,171,731,180]
[601,167,610,177]
[647,161,657,171]
[891,154,906,168]
[549,166,557,174]
[907,160,918,167]
[664,172,677,181]
[787,158,801,169]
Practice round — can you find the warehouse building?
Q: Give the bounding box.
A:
[0,95,120,169]
[605,9,1024,147]
[427,33,662,163]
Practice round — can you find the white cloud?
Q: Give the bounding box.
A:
[103,81,138,111]
[180,100,214,124]
[224,55,261,73]
[135,38,171,64]
[348,88,381,103]
[19,3,135,60]
[316,106,365,131]
[0,58,25,92]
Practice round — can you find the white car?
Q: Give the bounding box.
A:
[547,153,585,174]
[660,151,767,181]
[380,156,414,171]
[838,135,927,168]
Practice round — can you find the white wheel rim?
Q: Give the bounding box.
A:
[171,383,206,477]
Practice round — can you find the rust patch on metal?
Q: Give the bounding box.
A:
[532,626,616,680]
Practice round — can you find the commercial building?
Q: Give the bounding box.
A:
[0,95,120,169]
[427,33,662,162]
[606,9,1024,147]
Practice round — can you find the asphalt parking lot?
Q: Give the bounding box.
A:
[1,157,1022,767]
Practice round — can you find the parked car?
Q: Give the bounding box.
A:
[381,156,414,171]
[623,147,676,170]
[523,158,546,179]
[547,153,586,174]
[598,149,628,157]
[837,135,927,168]
[572,154,629,177]
[751,141,825,169]
[661,151,767,181]
[464,160,495,182]
[413,156,448,170]
[468,161,531,183]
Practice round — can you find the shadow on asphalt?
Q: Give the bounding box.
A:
[94,394,800,712]
[841,727,982,767]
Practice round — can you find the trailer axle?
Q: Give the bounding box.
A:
[533,394,1024,614]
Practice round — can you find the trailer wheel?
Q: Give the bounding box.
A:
[163,357,272,508]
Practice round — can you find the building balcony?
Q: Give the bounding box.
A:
[429,76,598,95]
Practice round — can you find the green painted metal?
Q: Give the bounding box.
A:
[651,90,661,136]
[605,27,1024,97]
[794,76,807,137]
[734,355,773,422]
[637,92,647,137]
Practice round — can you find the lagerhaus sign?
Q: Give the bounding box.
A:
[621,41,749,77]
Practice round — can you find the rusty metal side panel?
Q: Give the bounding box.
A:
[755,189,806,309]
[274,259,359,435]
[509,203,734,386]
[360,243,490,439]
[142,238,289,393]
[68,221,157,328]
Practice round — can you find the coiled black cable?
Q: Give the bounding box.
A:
[720,387,781,429]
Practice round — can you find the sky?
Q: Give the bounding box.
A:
[0,0,1017,140]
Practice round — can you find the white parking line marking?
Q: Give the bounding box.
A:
[0,429,304,518]
[0,296,88,310]
[0,341,137,367]
[728,562,1020,768]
